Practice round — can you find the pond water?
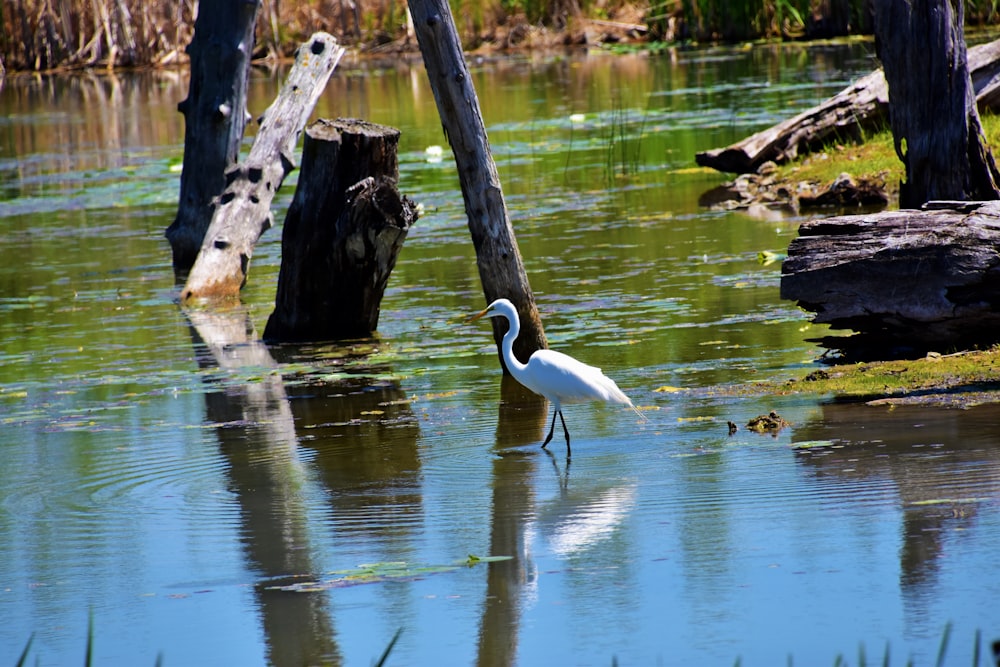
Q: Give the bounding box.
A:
[1,41,999,666]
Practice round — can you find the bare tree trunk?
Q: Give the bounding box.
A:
[406,0,547,369]
[873,0,1000,208]
[179,33,345,303]
[166,0,258,274]
[263,119,419,342]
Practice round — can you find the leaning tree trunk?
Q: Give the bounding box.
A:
[166,0,258,274]
[874,0,1000,207]
[263,119,419,342]
[407,0,547,369]
[180,33,345,303]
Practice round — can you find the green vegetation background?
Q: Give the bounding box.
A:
[5,0,1000,73]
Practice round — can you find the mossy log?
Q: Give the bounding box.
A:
[263,119,418,342]
[780,200,1000,352]
[180,33,345,303]
[696,38,1000,175]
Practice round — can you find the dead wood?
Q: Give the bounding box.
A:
[780,201,1000,353]
[264,119,418,342]
[180,33,345,303]
[696,38,1000,175]
[407,0,548,368]
[166,0,258,272]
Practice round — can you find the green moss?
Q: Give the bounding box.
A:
[773,112,1000,196]
[734,347,1000,404]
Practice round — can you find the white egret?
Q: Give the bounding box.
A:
[470,298,638,455]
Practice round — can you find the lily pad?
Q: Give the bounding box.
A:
[264,556,512,593]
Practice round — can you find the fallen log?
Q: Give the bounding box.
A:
[263,118,418,342]
[180,33,345,303]
[696,38,1000,175]
[780,201,1000,353]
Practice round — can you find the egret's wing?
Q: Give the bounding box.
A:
[524,349,633,405]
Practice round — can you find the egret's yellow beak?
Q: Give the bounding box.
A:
[467,306,492,323]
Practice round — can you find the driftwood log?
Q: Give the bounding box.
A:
[407,0,548,368]
[166,0,258,273]
[264,119,418,342]
[696,38,1000,175]
[780,201,1000,352]
[180,33,345,303]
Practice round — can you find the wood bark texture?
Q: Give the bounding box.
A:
[180,32,345,303]
[874,0,1000,207]
[780,201,1000,351]
[696,37,1000,175]
[407,0,548,368]
[166,0,258,273]
[263,119,418,342]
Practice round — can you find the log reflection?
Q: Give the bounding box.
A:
[476,375,547,667]
[185,306,339,665]
[792,401,1000,609]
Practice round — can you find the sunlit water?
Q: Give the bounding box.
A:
[1,42,999,666]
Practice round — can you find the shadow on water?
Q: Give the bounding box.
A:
[477,376,641,666]
[184,305,339,664]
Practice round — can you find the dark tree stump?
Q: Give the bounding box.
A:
[874,0,1000,207]
[180,33,345,303]
[263,119,419,342]
[780,201,1000,353]
[166,0,258,273]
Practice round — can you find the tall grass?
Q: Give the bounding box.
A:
[3,0,1000,73]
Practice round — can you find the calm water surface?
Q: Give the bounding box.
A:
[1,42,999,666]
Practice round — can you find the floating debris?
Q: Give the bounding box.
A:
[746,410,790,433]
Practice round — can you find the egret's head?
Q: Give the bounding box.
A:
[469,303,498,323]
[468,298,515,324]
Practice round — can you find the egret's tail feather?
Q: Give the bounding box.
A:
[628,401,648,422]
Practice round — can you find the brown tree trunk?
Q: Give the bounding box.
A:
[166,0,258,274]
[263,119,419,342]
[407,0,547,369]
[874,0,1000,207]
[179,33,345,303]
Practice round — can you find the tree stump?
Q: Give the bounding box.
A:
[179,32,345,303]
[263,119,419,342]
[780,201,1000,353]
[166,0,258,273]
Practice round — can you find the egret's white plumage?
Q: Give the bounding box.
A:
[471,298,637,454]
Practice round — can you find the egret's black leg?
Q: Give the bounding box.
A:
[541,407,558,448]
[558,410,571,457]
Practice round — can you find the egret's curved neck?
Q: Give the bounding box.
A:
[501,314,528,375]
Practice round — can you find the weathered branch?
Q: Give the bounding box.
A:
[407,0,547,368]
[180,33,345,303]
